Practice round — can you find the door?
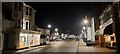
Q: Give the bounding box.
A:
[3,33,9,50]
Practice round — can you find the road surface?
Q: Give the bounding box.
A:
[2,38,117,54]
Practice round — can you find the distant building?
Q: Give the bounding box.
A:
[37,28,50,44]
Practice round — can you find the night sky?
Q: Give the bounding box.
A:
[26,2,106,35]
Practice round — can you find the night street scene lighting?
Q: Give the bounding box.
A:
[83,27,86,30]
[83,19,88,25]
[2,1,119,54]
[55,28,58,32]
[48,24,52,28]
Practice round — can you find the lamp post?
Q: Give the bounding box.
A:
[83,16,96,45]
[48,24,51,28]
[55,28,59,41]
[55,28,58,32]
[47,24,52,43]
[83,17,88,43]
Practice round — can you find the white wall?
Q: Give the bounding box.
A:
[87,27,92,40]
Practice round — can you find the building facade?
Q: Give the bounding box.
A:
[2,2,41,50]
[99,5,113,36]
[97,4,117,47]
[37,28,50,44]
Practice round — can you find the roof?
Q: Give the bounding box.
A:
[99,4,112,19]
[23,2,37,12]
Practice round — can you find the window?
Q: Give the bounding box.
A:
[18,2,23,11]
[17,19,21,27]
[15,19,21,28]
[111,37,114,41]
[26,22,28,30]
[26,7,29,15]
[20,20,23,28]
[102,9,112,24]
[26,7,29,10]
[14,2,18,10]
[29,8,32,16]
[29,22,30,30]
[14,2,23,11]
[41,35,46,38]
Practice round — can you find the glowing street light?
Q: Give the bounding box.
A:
[48,24,52,28]
[83,19,88,24]
[99,26,102,29]
[56,32,59,36]
[61,33,64,36]
[55,28,58,32]
[83,27,86,29]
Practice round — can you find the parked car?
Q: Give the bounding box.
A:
[86,40,95,46]
[76,38,79,41]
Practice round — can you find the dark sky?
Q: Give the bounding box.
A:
[25,2,106,35]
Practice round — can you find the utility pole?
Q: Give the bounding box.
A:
[112,2,120,53]
[91,18,95,43]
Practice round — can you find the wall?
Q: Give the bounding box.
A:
[8,28,20,49]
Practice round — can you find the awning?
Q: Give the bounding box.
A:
[95,27,105,36]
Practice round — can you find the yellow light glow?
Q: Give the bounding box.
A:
[99,26,102,29]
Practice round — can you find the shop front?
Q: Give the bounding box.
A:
[29,34,40,46]
[19,30,40,49]
[19,33,28,48]
[97,18,114,47]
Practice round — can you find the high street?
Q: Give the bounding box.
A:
[2,38,116,54]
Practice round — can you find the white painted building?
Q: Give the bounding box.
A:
[37,28,50,44]
[2,2,41,50]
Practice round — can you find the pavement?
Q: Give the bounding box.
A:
[2,39,117,54]
[2,41,62,54]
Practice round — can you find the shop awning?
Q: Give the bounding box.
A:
[95,27,105,36]
[21,29,40,34]
[104,24,113,35]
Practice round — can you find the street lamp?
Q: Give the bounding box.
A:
[83,18,88,44]
[56,32,59,36]
[83,19,88,24]
[83,27,86,30]
[55,28,58,32]
[48,24,52,28]
[47,24,52,43]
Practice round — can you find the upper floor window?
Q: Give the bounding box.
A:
[101,9,112,24]
[14,2,18,10]
[18,2,23,11]
[29,8,32,16]
[14,2,23,11]
[26,22,29,30]
[26,7,29,15]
